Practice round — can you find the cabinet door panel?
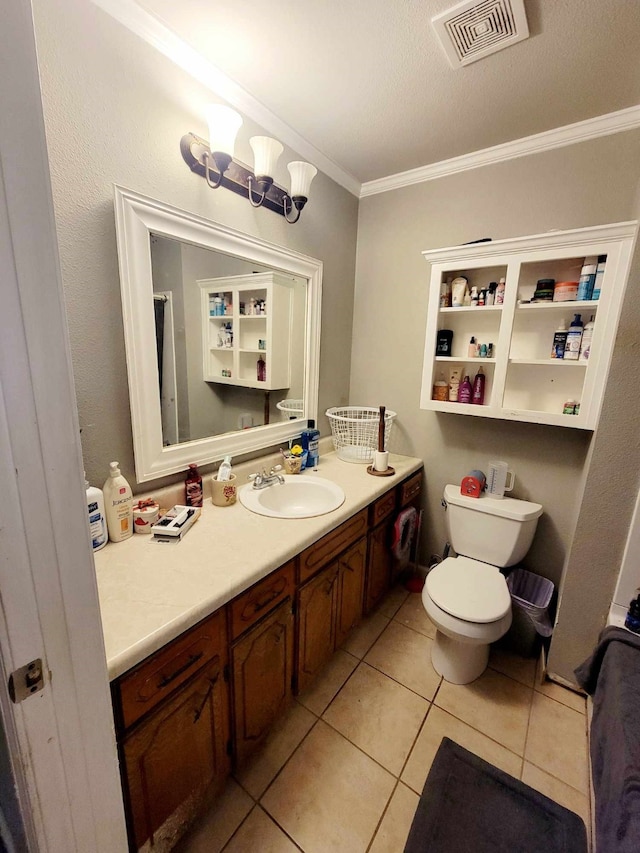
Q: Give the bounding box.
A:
[297,565,339,694]
[365,522,393,614]
[231,600,294,766]
[123,658,229,849]
[336,539,366,648]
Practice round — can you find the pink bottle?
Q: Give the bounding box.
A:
[471,367,485,405]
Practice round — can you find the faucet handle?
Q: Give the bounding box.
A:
[269,464,283,475]
[248,472,262,483]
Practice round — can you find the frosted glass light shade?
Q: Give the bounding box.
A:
[287,161,317,198]
[249,136,283,179]
[204,104,242,155]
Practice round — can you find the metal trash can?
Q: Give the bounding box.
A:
[504,568,555,657]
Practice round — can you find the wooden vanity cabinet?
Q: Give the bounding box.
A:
[296,513,368,693]
[113,609,229,851]
[229,561,295,767]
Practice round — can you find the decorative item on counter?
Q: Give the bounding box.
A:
[471,367,485,405]
[432,372,448,401]
[457,374,473,403]
[495,277,506,304]
[577,257,598,301]
[281,444,306,474]
[440,279,451,307]
[211,470,237,506]
[133,498,160,533]
[563,314,583,360]
[486,461,515,499]
[550,320,568,359]
[85,472,107,551]
[532,279,555,302]
[436,329,453,356]
[460,470,486,498]
[102,461,133,543]
[451,277,468,307]
[257,355,266,381]
[151,505,201,541]
[579,316,594,360]
[624,593,640,634]
[448,369,460,402]
[185,462,203,507]
[592,256,606,300]
[552,281,579,302]
[367,405,395,476]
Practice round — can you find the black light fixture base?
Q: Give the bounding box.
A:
[180,133,291,218]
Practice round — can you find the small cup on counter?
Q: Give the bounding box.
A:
[132,499,160,533]
[211,474,237,507]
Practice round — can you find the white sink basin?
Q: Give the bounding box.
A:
[239,475,345,519]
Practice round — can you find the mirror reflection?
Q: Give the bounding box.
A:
[150,234,306,447]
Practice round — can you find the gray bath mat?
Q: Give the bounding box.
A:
[404,738,587,852]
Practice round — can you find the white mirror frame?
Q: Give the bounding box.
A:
[114,186,322,483]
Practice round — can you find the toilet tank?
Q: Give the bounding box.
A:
[443,485,543,567]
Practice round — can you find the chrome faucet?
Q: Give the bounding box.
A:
[248,465,285,490]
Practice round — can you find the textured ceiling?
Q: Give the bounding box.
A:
[138,0,640,184]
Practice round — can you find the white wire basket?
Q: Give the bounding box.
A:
[276,399,304,420]
[325,406,397,463]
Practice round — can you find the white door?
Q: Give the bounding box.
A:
[0,2,128,850]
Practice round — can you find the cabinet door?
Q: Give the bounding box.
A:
[231,599,294,767]
[297,563,339,694]
[123,657,229,850]
[335,539,366,648]
[365,522,393,614]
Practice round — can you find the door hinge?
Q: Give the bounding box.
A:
[8,659,45,703]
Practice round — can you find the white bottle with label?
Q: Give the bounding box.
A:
[103,461,133,542]
[579,316,595,361]
[85,473,108,551]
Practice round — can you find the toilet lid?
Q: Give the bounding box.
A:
[426,557,511,623]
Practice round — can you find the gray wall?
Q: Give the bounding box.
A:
[353,132,640,683]
[32,0,359,490]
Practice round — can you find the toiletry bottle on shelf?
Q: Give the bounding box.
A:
[564,314,583,360]
[217,455,233,481]
[85,473,107,551]
[487,283,496,306]
[257,356,266,381]
[550,320,568,359]
[468,336,477,357]
[432,373,448,401]
[625,595,640,634]
[449,369,460,402]
[563,399,577,415]
[470,286,479,307]
[579,316,595,361]
[495,277,506,304]
[471,367,486,405]
[185,463,203,507]
[102,461,133,542]
[577,257,598,301]
[592,256,606,301]
[301,420,320,469]
[458,375,473,404]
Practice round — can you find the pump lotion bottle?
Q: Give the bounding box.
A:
[103,461,133,542]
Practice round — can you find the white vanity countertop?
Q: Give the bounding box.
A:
[94,451,422,680]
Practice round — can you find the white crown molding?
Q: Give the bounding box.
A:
[360,104,640,198]
[91,0,361,197]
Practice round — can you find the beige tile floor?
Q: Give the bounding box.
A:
[177,586,590,853]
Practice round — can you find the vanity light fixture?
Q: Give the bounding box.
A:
[180,105,317,224]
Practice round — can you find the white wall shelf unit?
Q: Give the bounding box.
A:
[200,272,293,391]
[420,222,637,429]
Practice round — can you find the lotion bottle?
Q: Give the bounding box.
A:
[85,473,107,551]
[103,462,133,542]
[579,316,595,361]
[564,314,583,360]
[448,369,460,402]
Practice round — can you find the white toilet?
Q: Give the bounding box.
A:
[422,485,543,685]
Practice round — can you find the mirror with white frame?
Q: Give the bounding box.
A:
[114,186,322,482]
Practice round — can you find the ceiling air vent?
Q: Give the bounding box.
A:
[431,0,529,68]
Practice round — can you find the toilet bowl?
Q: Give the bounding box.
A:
[422,486,543,684]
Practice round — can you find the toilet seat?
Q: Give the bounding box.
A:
[426,557,511,623]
